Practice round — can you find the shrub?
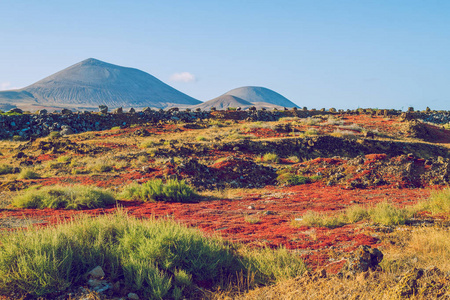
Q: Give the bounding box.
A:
[57,155,71,163]
[196,136,207,141]
[414,188,450,214]
[49,131,61,138]
[0,212,242,298]
[17,168,40,179]
[0,164,14,175]
[240,247,307,284]
[256,153,280,163]
[369,201,411,226]
[330,129,356,138]
[140,138,158,148]
[295,211,346,228]
[345,204,370,223]
[276,168,320,186]
[121,179,199,203]
[305,128,318,135]
[244,215,261,224]
[12,185,116,209]
[287,156,301,163]
[87,159,114,173]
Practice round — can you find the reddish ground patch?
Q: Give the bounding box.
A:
[0,183,435,268]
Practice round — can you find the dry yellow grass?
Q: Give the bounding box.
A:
[206,226,450,300]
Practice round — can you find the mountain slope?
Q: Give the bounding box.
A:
[0,58,201,109]
[224,86,298,108]
[192,95,253,110]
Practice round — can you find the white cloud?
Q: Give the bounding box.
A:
[169,72,197,83]
[0,82,19,91]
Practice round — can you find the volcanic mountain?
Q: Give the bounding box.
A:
[224,86,298,108]
[188,86,298,110]
[192,95,253,110]
[0,58,201,110]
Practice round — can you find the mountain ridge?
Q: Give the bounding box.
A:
[0,58,201,109]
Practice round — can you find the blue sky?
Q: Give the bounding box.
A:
[1,0,449,110]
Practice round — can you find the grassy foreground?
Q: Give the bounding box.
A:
[0,212,307,299]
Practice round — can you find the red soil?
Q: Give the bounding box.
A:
[0,183,435,269]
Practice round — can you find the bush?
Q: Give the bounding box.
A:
[277,173,311,185]
[49,131,61,138]
[256,153,280,163]
[296,211,346,228]
[0,164,14,175]
[345,204,370,223]
[196,136,207,141]
[12,185,116,209]
[121,179,199,203]
[287,156,301,163]
[0,212,242,298]
[240,247,307,284]
[369,201,411,226]
[414,188,450,214]
[87,160,114,173]
[57,155,71,163]
[17,168,40,179]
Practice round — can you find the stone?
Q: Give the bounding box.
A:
[87,265,105,279]
[128,292,139,300]
[113,107,123,114]
[61,108,72,115]
[343,245,383,273]
[60,125,74,136]
[364,131,375,138]
[98,105,108,114]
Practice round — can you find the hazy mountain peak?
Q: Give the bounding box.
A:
[0,58,201,109]
[224,86,298,108]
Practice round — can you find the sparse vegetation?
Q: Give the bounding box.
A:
[256,153,280,163]
[121,179,199,203]
[244,215,261,224]
[49,131,61,138]
[277,173,311,185]
[0,109,449,298]
[0,212,307,298]
[17,168,40,179]
[0,164,14,175]
[12,185,115,209]
[414,188,450,214]
[295,200,416,228]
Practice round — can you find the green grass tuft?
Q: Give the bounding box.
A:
[0,164,14,175]
[121,179,199,203]
[295,211,346,228]
[369,201,411,226]
[256,153,280,163]
[12,185,116,209]
[0,212,307,298]
[414,188,450,214]
[17,168,40,179]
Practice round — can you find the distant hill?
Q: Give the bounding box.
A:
[192,95,253,110]
[224,86,298,108]
[0,58,201,110]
